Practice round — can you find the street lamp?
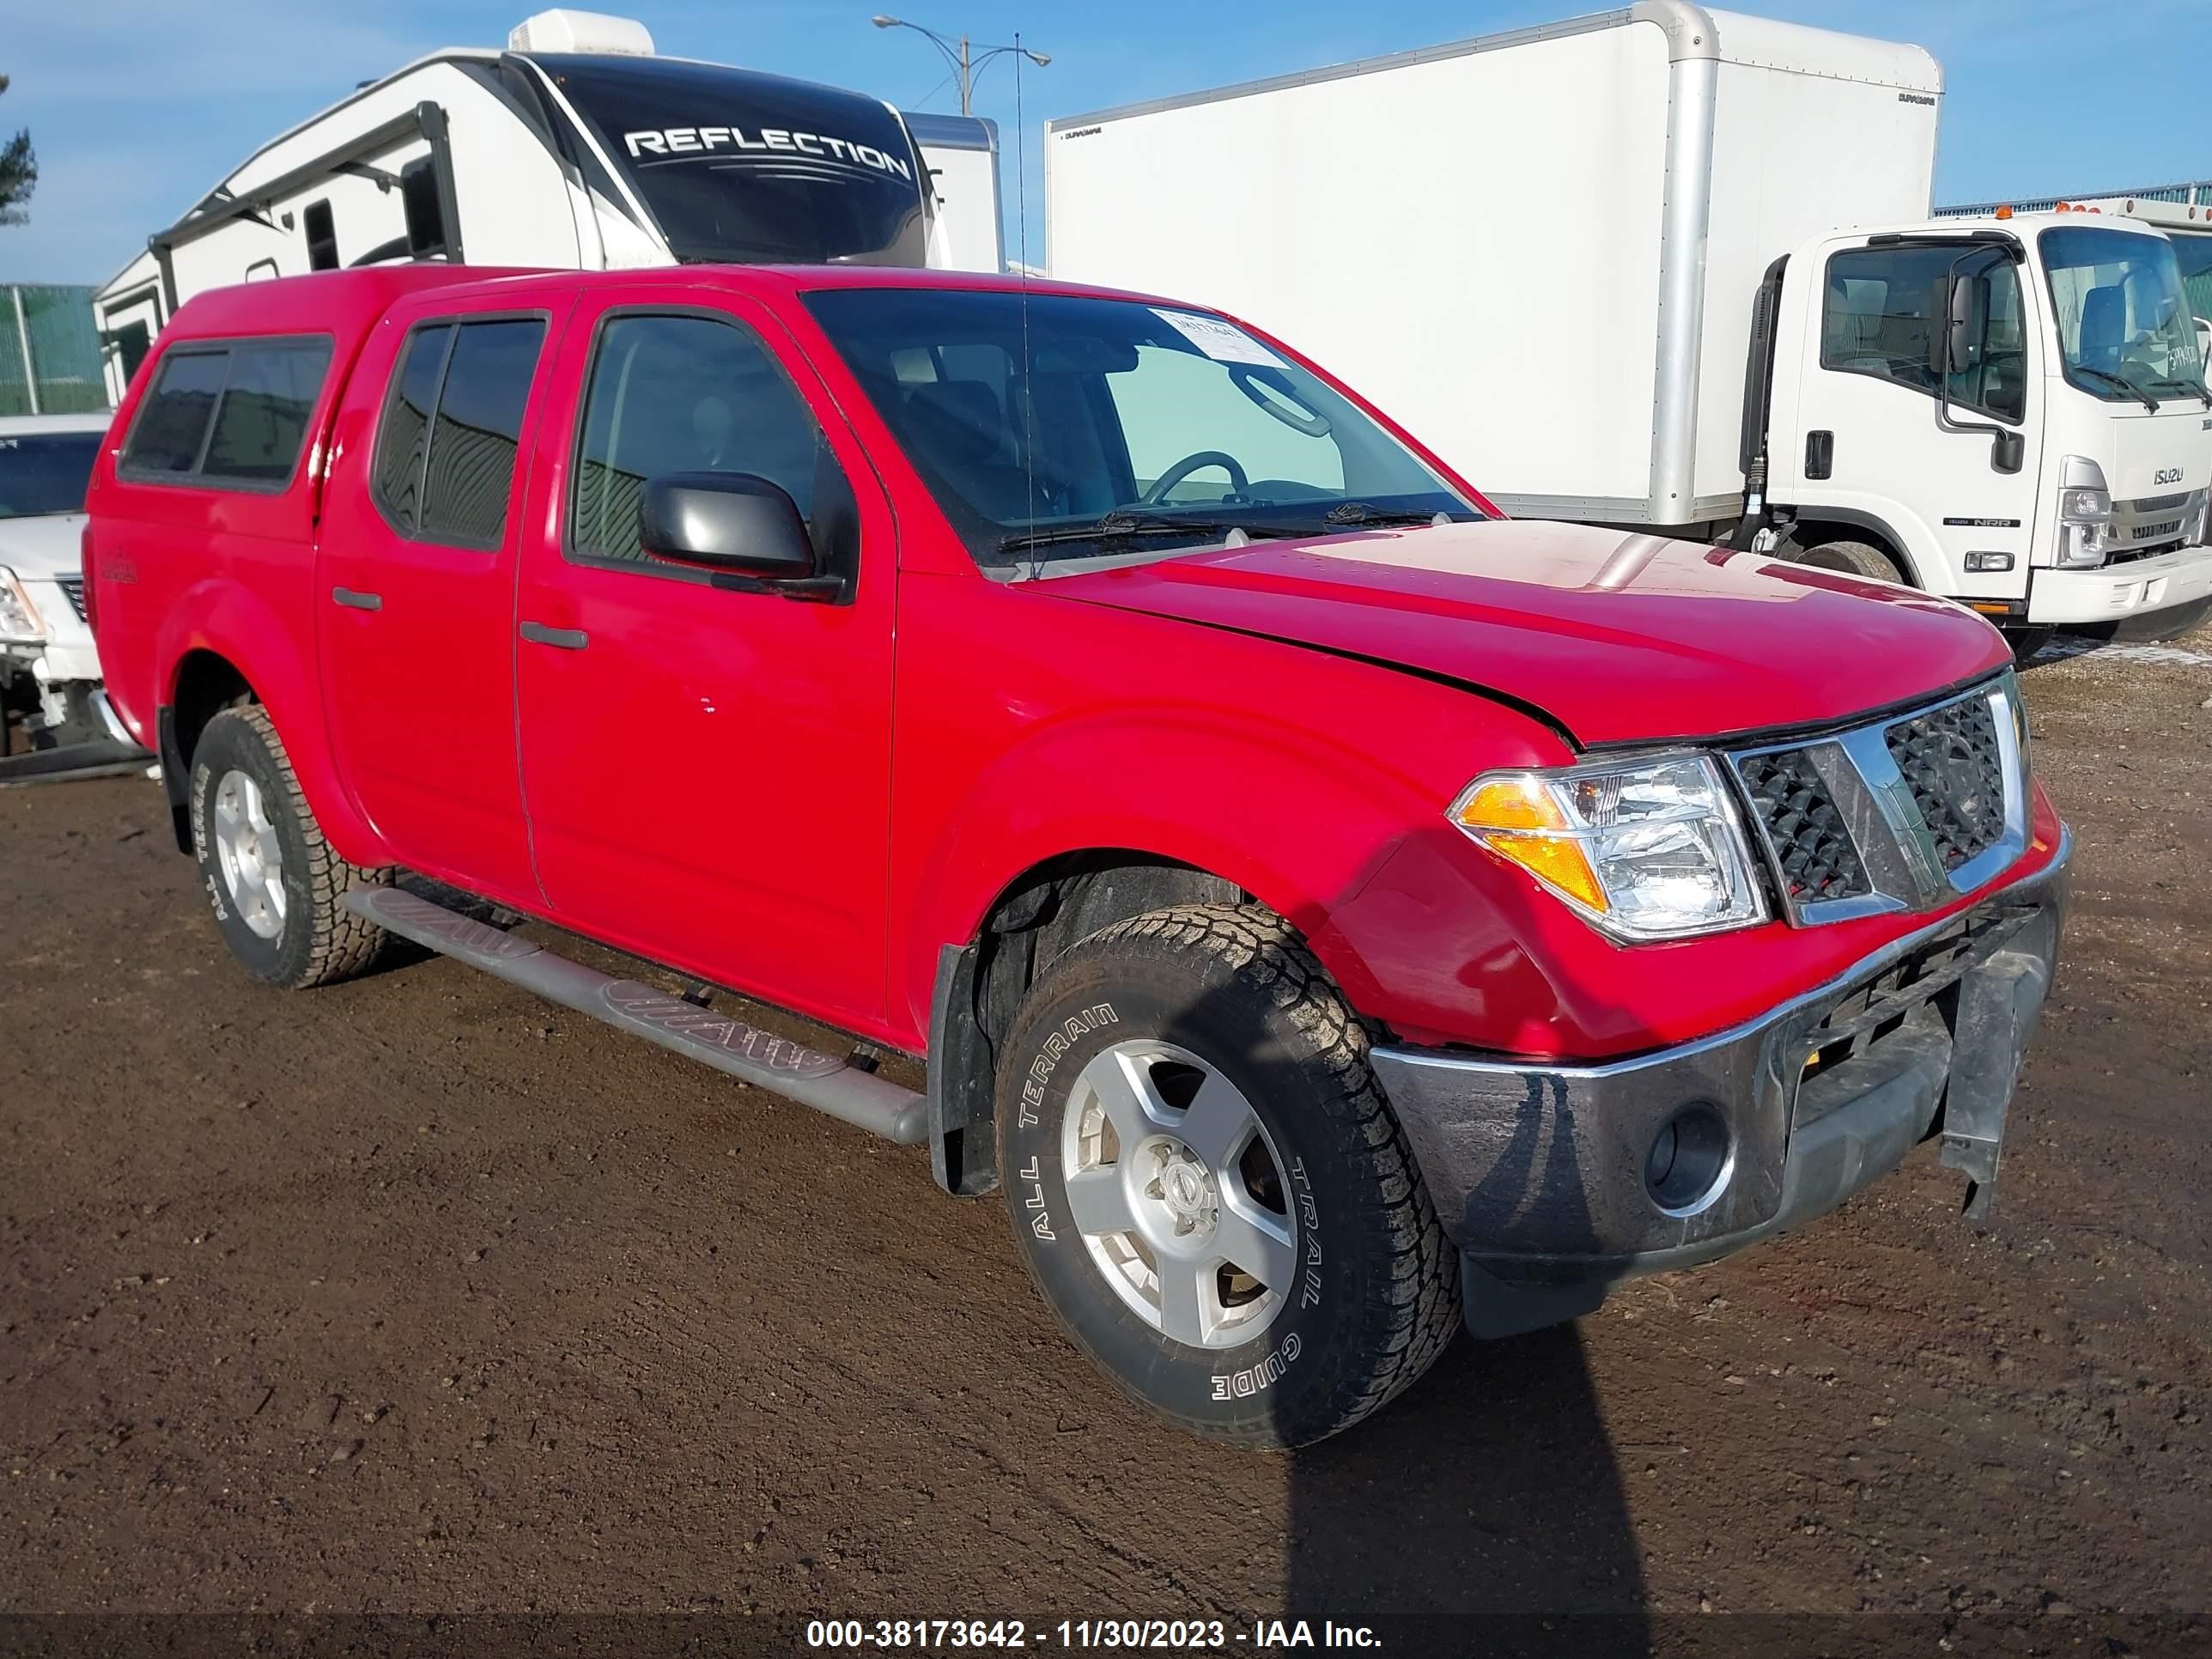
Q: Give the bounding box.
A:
[871,15,1049,116]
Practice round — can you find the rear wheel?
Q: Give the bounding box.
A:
[995,903,1459,1448]
[189,707,392,988]
[1790,537,1906,585]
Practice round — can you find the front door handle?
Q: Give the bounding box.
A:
[331,586,382,611]
[520,622,589,651]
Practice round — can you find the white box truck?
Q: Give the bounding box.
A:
[1046,3,2212,649]
[94,9,1006,403]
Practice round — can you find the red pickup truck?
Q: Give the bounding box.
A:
[86,264,2068,1447]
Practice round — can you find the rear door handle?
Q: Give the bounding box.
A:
[520,622,589,651]
[331,586,382,611]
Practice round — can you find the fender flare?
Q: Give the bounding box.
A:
[155,578,386,867]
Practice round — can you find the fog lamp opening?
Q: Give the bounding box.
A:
[1644,1103,1733,1217]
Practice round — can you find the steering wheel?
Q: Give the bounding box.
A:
[1141,450,1249,506]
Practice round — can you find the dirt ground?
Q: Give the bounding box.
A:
[3,626,2209,1655]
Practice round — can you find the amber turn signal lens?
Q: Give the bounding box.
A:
[1449,775,1568,833]
[1484,831,1610,913]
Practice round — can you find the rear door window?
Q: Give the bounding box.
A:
[373,316,549,547]
[119,337,334,485]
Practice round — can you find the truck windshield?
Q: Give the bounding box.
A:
[534,54,929,265]
[2041,226,2207,404]
[2167,229,2212,327]
[0,431,101,520]
[801,287,1479,569]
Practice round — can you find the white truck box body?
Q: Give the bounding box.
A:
[1045,3,1942,526]
[910,113,1007,274]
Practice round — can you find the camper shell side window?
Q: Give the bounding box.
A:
[116,335,337,491]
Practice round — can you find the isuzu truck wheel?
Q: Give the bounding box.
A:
[995,903,1460,1448]
[189,707,392,989]
[1792,538,1905,585]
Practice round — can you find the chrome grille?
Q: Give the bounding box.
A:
[1884,695,2006,871]
[1729,676,2029,927]
[1733,749,1871,902]
[2109,486,2204,556]
[2122,491,2190,514]
[53,576,87,622]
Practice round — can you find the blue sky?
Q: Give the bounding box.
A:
[3,0,2208,284]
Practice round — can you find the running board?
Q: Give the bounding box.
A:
[345,888,927,1146]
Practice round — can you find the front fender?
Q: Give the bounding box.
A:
[894,692,1559,1044]
[155,574,385,867]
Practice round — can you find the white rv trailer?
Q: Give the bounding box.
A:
[96,9,1005,402]
[1046,4,2212,646]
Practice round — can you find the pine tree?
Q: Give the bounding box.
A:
[0,75,37,228]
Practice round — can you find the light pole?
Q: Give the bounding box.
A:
[870,15,1049,115]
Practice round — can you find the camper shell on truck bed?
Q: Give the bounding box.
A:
[89,264,2069,1449]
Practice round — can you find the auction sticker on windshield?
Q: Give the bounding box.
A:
[1150,308,1289,369]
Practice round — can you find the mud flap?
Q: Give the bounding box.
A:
[1460,1256,1613,1340]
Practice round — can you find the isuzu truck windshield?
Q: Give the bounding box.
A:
[2041,226,2206,405]
[536,54,931,265]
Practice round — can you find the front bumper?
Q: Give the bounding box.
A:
[1369,833,2070,1339]
[2027,544,2212,625]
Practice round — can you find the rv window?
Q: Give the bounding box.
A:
[200,338,335,483]
[375,325,454,529]
[304,200,339,271]
[568,312,834,570]
[400,159,448,258]
[105,321,153,389]
[540,53,928,264]
[418,319,548,546]
[119,349,230,475]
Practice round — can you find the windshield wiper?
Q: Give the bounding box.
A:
[2145,376,2212,410]
[2071,365,2160,411]
[997,509,1280,555]
[1323,501,1451,527]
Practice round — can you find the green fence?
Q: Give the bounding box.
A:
[0,284,109,416]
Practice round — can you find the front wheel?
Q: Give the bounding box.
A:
[1789,537,1906,585]
[995,903,1460,1449]
[2075,596,2212,645]
[189,706,393,989]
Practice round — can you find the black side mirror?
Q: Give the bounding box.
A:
[1948,274,1986,375]
[1929,273,1988,376]
[639,471,842,600]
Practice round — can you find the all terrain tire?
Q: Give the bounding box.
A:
[189,707,392,989]
[994,902,1460,1448]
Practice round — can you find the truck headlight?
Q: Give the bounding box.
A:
[2055,464,2113,569]
[1448,753,1768,941]
[0,566,46,643]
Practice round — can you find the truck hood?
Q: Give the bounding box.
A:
[1042,518,2011,748]
[0,512,86,580]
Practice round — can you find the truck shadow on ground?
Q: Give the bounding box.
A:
[1280,1324,1647,1652]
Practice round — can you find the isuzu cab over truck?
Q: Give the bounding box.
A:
[1044,3,2212,653]
[88,264,2068,1447]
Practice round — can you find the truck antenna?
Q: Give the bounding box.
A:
[1015,33,1042,580]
